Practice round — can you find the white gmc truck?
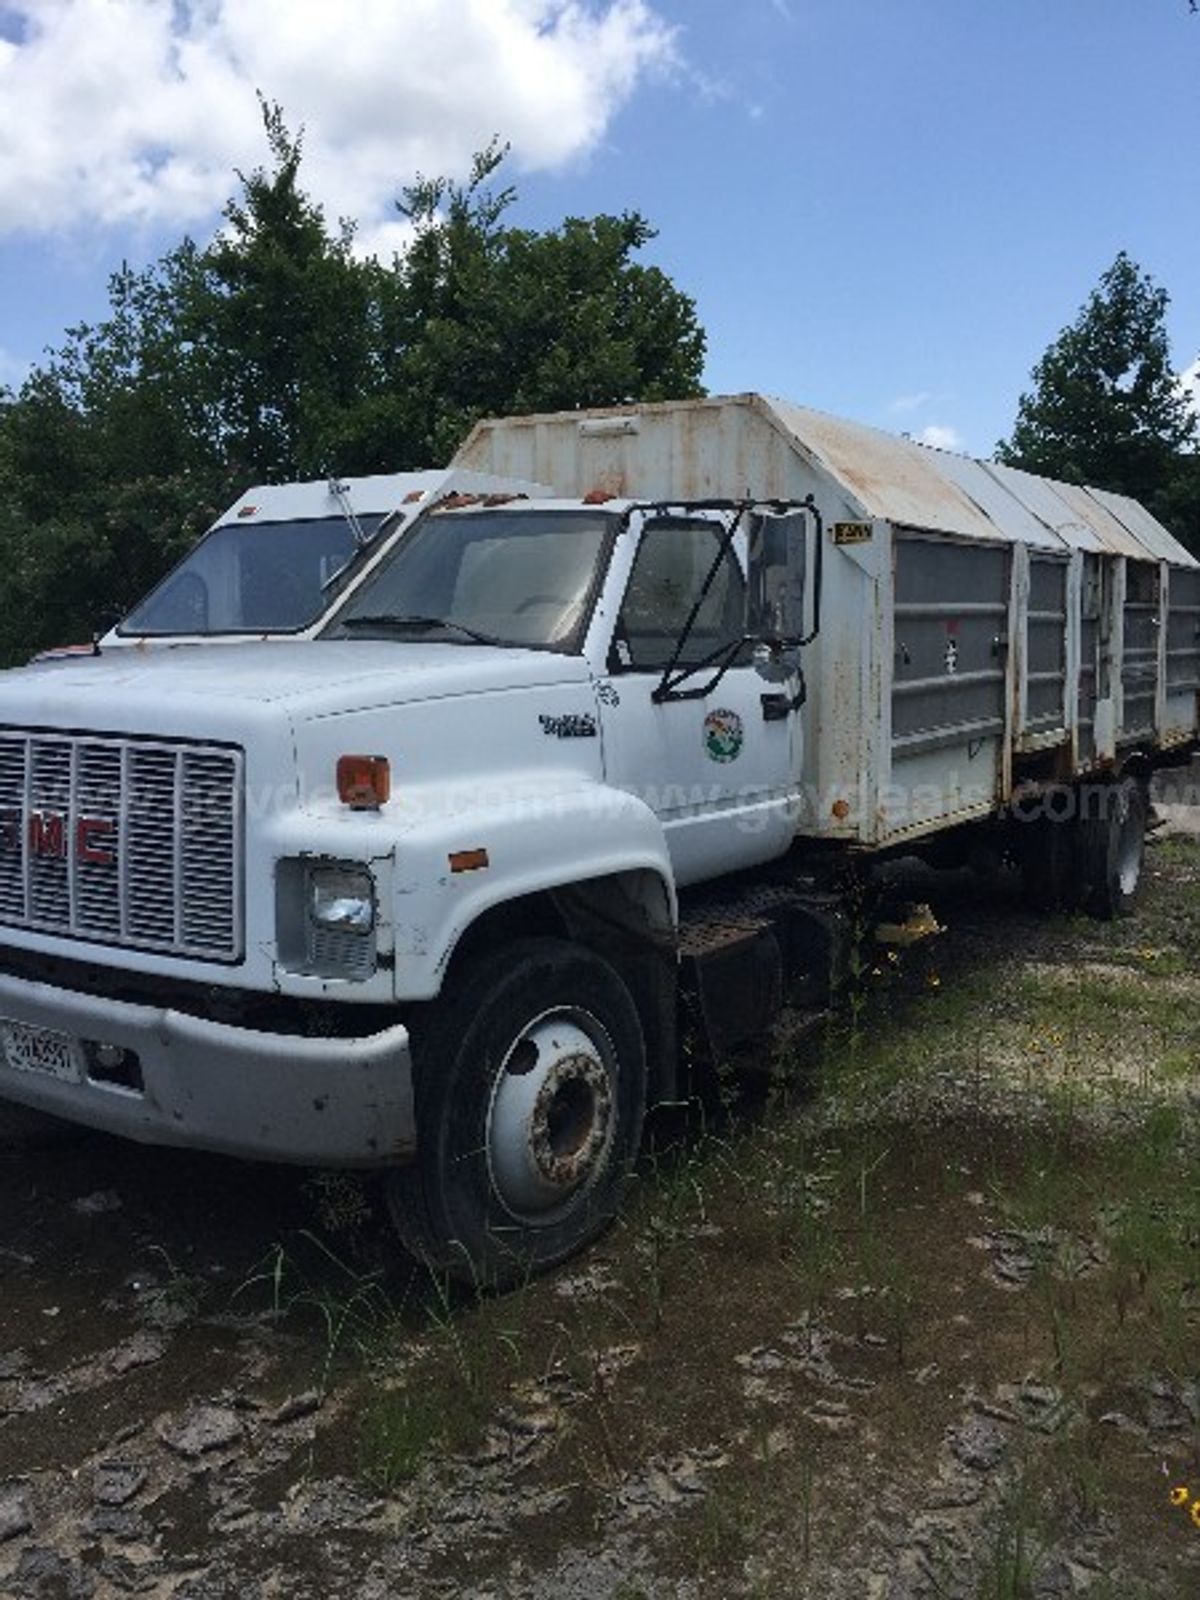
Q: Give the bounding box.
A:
[2,394,1196,1285]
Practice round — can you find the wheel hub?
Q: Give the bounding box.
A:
[486,1014,615,1221]
[1115,785,1143,897]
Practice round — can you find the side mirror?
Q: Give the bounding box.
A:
[746,509,808,643]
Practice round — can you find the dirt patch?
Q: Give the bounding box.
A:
[2,838,1199,1597]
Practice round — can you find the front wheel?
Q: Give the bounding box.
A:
[386,938,646,1288]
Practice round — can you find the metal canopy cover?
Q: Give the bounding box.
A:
[762,395,1196,567]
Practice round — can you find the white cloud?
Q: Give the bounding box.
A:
[889,390,932,415]
[917,423,965,452]
[0,1,677,241]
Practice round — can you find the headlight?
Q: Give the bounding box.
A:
[276,859,378,981]
[310,866,375,932]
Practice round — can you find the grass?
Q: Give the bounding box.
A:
[219,838,1200,1597]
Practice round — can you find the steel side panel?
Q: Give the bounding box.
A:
[1165,567,1200,735]
[1120,560,1159,740]
[1023,555,1069,737]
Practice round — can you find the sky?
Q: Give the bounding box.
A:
[0,0,1197,460]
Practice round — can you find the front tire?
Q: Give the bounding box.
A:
[386,939,646,1288]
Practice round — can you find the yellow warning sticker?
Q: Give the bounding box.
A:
[832,522,873,545]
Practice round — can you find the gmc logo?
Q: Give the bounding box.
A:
[0,809,115,866]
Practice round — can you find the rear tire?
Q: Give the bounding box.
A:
[386,938,646,1289]
[1018,788,1079,913]
[1076,774,1147,919]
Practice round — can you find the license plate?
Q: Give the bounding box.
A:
[0,1019,84,1084]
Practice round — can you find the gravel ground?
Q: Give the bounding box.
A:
[2,809,1198,1598]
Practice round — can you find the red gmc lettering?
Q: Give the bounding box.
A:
[76,816,116,866]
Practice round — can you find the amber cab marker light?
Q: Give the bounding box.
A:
[449,848,490,874]
[337,754,391,810]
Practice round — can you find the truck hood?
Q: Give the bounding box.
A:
[0,640,591,734]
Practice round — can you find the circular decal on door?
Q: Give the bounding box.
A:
[703,708,744,763]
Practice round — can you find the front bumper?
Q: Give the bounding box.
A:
[0,971,415,1167]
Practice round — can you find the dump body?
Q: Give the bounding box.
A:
[456,393,1200,849]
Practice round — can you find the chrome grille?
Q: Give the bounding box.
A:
[0,731,243,962]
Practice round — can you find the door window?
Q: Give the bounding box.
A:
[615,519,746,671]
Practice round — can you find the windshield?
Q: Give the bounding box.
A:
[326,508,615,650]
[120,516,383,636]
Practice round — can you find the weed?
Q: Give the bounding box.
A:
[358,1387,447,1491]
[235,1231,400,1392]
[978,1461,1046,1599]
[140,1244,207,1325]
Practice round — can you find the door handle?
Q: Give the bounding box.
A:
[761,679,806,720]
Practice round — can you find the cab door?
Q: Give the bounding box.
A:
[595,509,799,887]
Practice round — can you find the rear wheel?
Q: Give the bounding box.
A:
[1016,782,1082,913]
[386,938,646,1288]
[1076,774,1147,919]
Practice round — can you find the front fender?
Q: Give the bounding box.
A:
[388,783,675,1000]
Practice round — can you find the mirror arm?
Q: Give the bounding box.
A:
[796,495,823,648]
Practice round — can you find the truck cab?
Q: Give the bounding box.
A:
[0,488,815,1286]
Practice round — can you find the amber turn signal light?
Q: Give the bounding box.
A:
[337,754,391,810]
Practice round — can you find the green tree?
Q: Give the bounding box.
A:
[183,101,384,479]
[996,253,1199,546]
[364,139,705,465]
[0,114,705,663]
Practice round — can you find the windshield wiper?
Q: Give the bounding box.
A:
[339,613,505,647]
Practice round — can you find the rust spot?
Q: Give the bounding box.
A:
[529,1055,611,1191]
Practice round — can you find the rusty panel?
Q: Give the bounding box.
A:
[1052,482,1145,560]
[457,395,807,504]
[929,452,1064,550]
[1087,486,1198,568]
[982,462,1104,553]
[460,395,1195,574]
[769,400,1004,541]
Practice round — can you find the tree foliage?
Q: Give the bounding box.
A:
[996,252,1200,549]
[0,110,705,662]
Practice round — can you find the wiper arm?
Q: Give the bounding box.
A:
[339,613,505,646]
[328,477,367,547]
[321,509,400,595]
